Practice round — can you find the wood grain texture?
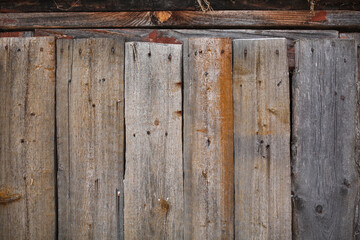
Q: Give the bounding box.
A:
[34,28,339,69]
[183,38,233,240]
[340,33,360,240]
[233,38,291,240]
[292,39,359,240]
[56,38,124,239]
[1,11,359,30]
[0,0,358,12]
[124,42,183,239]
[0,37,56,239]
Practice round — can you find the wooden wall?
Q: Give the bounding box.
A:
[0,33,358,239]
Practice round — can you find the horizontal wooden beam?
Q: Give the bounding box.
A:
[0,0,358,12]
[0,11,359,30]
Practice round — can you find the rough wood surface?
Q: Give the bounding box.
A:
[124,42,183,239]
[183,38,233,240]
[0,37,56,239]
[0,0,358,12]
[233,38,291,239]
[56,38,124,239]
[1,11,359,30]
[34,28,339,69]
[340,33,360,239]
[292,39,359,240]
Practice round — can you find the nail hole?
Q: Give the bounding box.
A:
[40,47,44,52]
[147,131,151,135]
[168,54,172,61]
[315,205,323,214]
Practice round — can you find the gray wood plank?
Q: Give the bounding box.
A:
[56,38,125,239]
[0,37,56,239]
[339,33,360,240]
[183,38,234,240]
[124,42,183,239]
[233,38,291,239]
[292,39,359,240]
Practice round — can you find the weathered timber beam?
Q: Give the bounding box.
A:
[0,0,358,12]
[0,11,359,30]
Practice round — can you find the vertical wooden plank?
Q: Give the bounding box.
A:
[124,42,183,239]
[292,39,359,240]
[183,38,234,240]
[0,37,56,239]
[339,33,360,240]
[56,38,124,239]
[233,38,291,239]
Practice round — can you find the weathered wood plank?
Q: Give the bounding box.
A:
[292,39,359,240]
[0,0,358,12]
[183,38,233,239]
[1,11,360,30]
[124,42,183,239]
[56,38,124,239]
[0,37,56,239]
[340,33,360,240]
[34,28,339,69]
[233,38,291,239]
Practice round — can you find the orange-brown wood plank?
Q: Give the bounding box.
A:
[184,38,234,239]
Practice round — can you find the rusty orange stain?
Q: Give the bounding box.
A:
[0,32,26,37]
[0,186,21,204]
[218,38,234,238]
[311,11,327,21]
[142,30,182,45]
[0,18,16,24]
[154,11,172,23]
